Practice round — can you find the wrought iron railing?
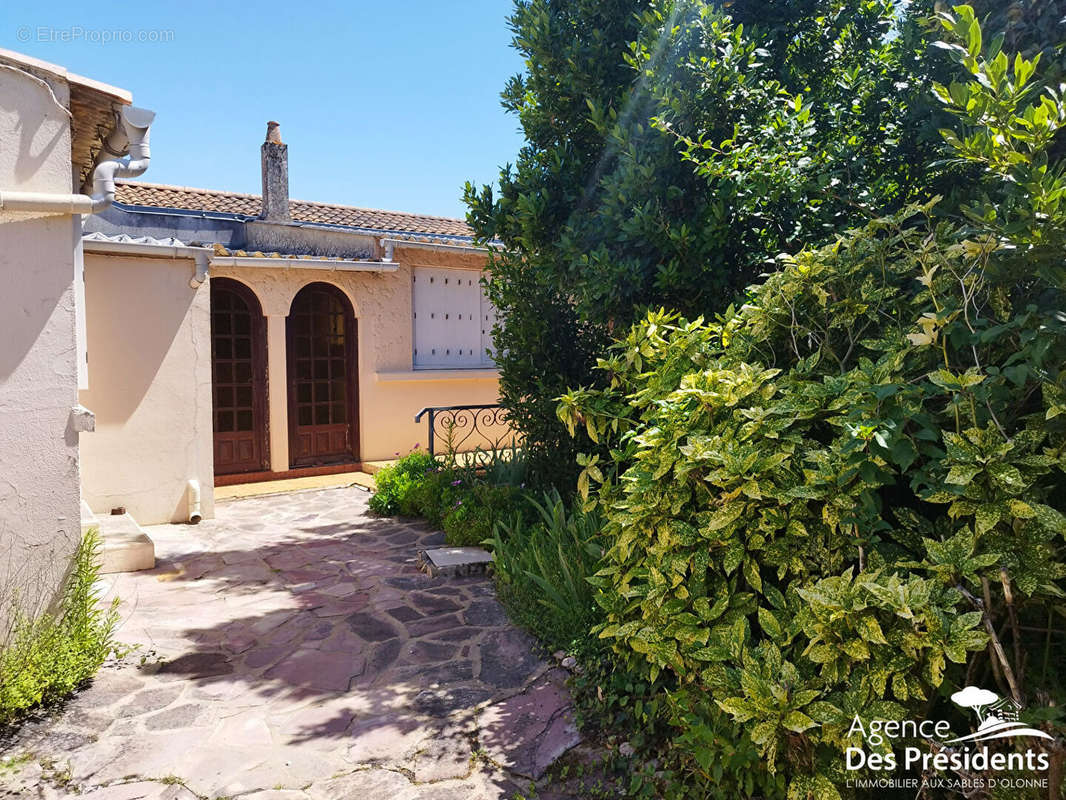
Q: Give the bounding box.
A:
[414,404,519,458]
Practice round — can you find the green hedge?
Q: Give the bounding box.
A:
[558,11,1066,797]
[367,450,438,517]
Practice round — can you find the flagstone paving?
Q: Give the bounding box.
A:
[0,487,581,800]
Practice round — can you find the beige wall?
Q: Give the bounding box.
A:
[0,60,81,634]
[213,248,501,464]
[75,246,501,526]
[79,253,214,525]
[370,370,502,459]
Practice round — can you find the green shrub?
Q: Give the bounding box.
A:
[475,444,527,488]
[368,450,438,516]
[442,496,488,547]
[373,448,531,537]
[488,490,603,651]
[0,529,120,726]
[558,12,1066,797]
[570,643,786,800]
[443,483,523,547]
[403,467,458,528]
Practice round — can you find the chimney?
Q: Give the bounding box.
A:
[260,121,289,221]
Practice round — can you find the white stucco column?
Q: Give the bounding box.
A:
[266,314,289,472]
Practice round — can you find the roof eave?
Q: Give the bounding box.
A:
[208,255,400,273]
[380,236,495,255]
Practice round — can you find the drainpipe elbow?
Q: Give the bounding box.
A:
[90,160,119,213]
[189,252,209,288]
[89,106,155,213]
[380,238,396,263]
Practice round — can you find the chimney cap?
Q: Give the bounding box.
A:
[265,121,283,145]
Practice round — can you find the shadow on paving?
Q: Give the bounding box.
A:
[1,488,580,799]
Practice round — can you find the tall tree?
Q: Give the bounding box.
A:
[465,0,1055,486]
[464,0,654,484]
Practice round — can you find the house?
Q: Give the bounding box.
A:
[78,122,502,527]
[0,48,149,629]
[2,42,503,612]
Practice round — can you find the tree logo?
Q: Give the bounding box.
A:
[947,687,1053,744]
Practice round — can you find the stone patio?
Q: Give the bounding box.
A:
[0,487,580,799]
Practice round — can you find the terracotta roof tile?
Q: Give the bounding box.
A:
[114,180,474,239]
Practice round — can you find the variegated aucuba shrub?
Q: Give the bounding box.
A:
[558,8,1066,798]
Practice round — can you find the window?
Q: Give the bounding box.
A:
[412,267,496,368]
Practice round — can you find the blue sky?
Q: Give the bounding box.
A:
[2,1,525,219]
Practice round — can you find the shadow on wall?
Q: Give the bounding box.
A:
[0,64,76,382]
[0,71,68,184]
[77,255,210,524]
[0,218,74,383]
[0,524,75,645]
[79,256,199,422]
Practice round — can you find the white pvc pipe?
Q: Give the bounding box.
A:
[189,253,209,288]
[186,479,202,524]
[0,190,98,214]
[0,105,154,216]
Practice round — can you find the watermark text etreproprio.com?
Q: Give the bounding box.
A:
[16,26,175,45]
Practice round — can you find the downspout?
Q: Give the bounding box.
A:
[381,238,396,263]
[0,106,155,215]
[189,251,209,288]
[186,479,202,524]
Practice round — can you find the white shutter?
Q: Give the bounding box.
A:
[413,267,495,368]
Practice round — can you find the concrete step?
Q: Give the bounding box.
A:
[97,512,155,574]
[80,499,98,535]
[418,546,493,578]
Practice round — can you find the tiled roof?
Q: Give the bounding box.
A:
[113,180,474,239]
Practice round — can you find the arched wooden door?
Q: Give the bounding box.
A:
[287,283,359,467]
[211,278,268,474]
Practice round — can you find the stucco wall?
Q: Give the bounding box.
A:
[212,252,501,464]
[370,370,502,459]
[79,253,215,524]
[74,245,499,526]
[0,61,81,635]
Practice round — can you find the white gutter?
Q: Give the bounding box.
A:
[380,237,493,258]
[82,237,211,288]
[209,255,399,273]
[0,105,154,216]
